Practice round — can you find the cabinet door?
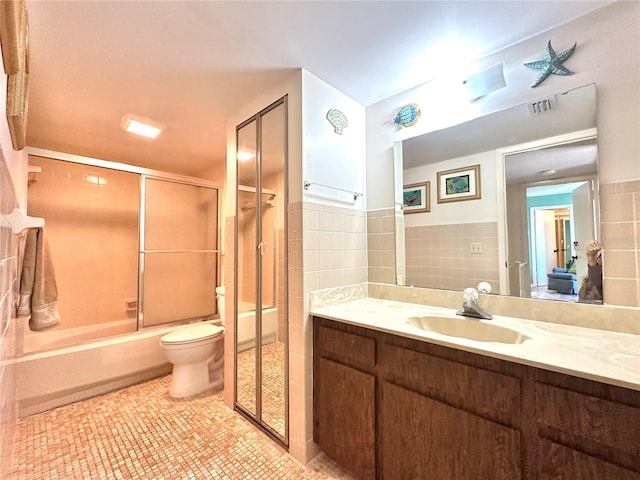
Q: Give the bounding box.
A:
[537,439,640,480]
[381,382,521,480]
[534,382,640,479]
[314,357,375,480]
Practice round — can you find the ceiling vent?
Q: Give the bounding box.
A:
[527,96,555,116]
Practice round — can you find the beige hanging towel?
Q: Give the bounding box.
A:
[17,227,60,330]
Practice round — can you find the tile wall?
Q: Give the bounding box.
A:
[223,216,236,409]
[404,221,500,292]
[26,156,139,332]
[0,151,20,477]
[287,202,304,460]
[367,208,396,284]
[301,202,368,290]
[600,180,640,307]
[288,200,368,462]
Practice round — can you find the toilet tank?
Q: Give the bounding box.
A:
[215,286,225,326]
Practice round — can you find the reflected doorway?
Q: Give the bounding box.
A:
[504,132,599,303]
[514,179,597,302]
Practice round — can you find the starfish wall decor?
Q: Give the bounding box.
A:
[524,40,577,88]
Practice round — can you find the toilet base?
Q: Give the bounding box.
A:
[168,357,222,398]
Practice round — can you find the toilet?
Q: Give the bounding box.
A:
[160,286,226,398]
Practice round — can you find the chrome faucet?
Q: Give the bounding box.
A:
[456,287,493,320]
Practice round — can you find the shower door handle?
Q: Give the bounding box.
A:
[257,242,267,256]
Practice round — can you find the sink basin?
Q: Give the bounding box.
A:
[407,315,530,344]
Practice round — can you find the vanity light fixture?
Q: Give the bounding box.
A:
[462,63,506,101]
[538,169,556,176]
[121,114,164,139]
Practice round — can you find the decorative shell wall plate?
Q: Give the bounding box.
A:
[394,103,421,128]
[326,108,348,134]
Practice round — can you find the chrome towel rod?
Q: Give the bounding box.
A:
[303,181,363,201]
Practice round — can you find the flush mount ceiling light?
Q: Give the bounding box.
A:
[84,174,107,186]
[237,151,256,161]
[537,169,557,176]
[121,114,165,139]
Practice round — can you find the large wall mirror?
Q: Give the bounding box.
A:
[396,83,600,304]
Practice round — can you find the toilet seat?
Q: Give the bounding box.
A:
[160,324,223,346]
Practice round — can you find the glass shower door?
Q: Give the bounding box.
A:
[140,177,219,327]
[235,97,288,446]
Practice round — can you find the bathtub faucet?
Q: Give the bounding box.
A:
[456,287,493,320]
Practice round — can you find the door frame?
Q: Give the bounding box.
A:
[496,128,597,295]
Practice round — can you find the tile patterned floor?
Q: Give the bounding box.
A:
[10,375,355,480]
[530,285,577,302]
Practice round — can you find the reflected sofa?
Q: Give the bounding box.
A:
[547,261,578,294]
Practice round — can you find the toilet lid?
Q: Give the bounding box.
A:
[160,324,223,345]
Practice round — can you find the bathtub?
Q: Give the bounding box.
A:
[16,318,221,417]
[236,302,278,352]
[21,318,138,354]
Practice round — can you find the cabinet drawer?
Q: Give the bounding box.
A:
[317,325,376,367]
[536,383,640,457]
[381,343,520,426]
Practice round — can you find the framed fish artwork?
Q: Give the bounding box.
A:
[403,182,430,213]
[437,165,481,203]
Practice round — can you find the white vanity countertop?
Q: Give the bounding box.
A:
[310,297,640,392]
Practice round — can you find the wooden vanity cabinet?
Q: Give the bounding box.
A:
[313,322,377,480]
[312,316,640,480]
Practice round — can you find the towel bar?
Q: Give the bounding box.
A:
[2,208,45,234]
[303,180,362,202]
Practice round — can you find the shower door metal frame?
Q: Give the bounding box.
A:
[234,95,289,447]
[237,185,278,302]
[138,174,222,329]
[23,147,225,331]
